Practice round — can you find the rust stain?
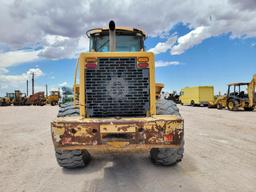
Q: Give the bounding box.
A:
[51,116,184,149]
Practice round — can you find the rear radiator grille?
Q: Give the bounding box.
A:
[85,57,150,117]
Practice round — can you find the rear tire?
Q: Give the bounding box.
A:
[58,102,80,117]
[156,98,181,116]
[55,150,91,169]
[150,140,184,166]
[227,100,238,111]
[150,98,184,166]
[190,100,195,106]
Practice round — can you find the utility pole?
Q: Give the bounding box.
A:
[26,80,29,96]
[45,84,48,97]
[32,72,35,95]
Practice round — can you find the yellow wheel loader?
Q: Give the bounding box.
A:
[51,21,184,168]
[208,74,256,111]
[0,97,12,106]
[13,90,27,106]
[47,91,60,106]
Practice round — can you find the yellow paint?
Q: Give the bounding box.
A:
[210,95,227,108]
[155,83,164,99]
[180,86,214,105]
[156,120,165,128]
[100,124,137,133]
[47,91,60,104]
[54,114,181,123]
[106,141,130,148]
[54,127,65,135]
[73,127,84,137]
[73,58,79,106]
[79,55,86,117]
[149,53,156,115]
[165,121,183,134]
[248,74,256,106]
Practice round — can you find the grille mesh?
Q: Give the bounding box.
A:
[85,57,150,117]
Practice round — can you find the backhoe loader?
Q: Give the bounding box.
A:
[208,74,256,111]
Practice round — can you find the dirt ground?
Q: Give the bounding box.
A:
[0,105,255,192]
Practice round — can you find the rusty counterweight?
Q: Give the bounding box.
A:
[51,115,184,151]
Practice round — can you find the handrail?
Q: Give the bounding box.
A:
[73,58,79,106]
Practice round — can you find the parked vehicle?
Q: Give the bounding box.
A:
[47,91,60,106]
[180,86,214,106]
[208,74,256,111]
[26,92,46,106]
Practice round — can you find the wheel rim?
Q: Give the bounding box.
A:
[228,102,234,110]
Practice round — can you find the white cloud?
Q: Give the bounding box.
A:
[171,26,211,55]
[0,0,256,59]
[155,60,180,68]
[0,68,44,94]
[38,35,82,59]
[59,81,68,87]
[148,36,177,54]
[26,68,44,77]
[0,50,39,68]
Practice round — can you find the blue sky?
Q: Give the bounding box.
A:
[4,23,255,96]
[0,0,256,96]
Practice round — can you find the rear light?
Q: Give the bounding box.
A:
[164,134,173,142]
[138,63,149,68]
[137,57,149,69]
[86,63,97,69]
[85,57,97,69]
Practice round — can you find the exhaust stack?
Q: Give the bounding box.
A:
[109,20,116,52]
[26,80,29,96]
[32,72,35,95]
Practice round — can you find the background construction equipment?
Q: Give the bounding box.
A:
[208,74,256,111]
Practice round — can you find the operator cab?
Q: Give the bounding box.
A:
[227,83,249,100]
[86,21,146,52]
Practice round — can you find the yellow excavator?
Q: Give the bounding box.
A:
[208,74,256,111]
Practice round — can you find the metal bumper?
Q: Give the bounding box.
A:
[51,115,184,151]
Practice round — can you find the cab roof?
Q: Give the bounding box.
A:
[227,82,249,86]
[86,27,146,38]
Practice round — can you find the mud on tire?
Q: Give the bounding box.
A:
[55,150,91,169]
[150,98,184,166]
